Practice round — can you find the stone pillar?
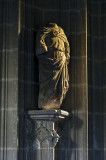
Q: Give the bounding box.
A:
[0,0,19,160]
[25,110,69,160]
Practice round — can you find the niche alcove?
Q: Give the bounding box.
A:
[18,0,88,160]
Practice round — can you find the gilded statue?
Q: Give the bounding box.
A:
[36,23,70,110]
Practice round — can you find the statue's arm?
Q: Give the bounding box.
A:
[36,30,48,56]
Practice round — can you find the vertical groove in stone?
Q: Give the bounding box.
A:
[18,0,39,159]
[0,0,19,160]
[18,1,26,160]
[103,0,106,159]
[0,3,4,160]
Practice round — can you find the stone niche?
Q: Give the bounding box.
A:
[24,23,70,160]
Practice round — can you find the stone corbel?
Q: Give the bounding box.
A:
[25,110,69,160]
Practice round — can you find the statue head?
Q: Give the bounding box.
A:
[36,23,69,56]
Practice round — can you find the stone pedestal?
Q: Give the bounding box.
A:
[25,110,69,160]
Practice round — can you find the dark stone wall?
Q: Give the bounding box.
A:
[0,0,105,160]
[87,0,106,159]
[19,0,88,160]
[0,0,19,159]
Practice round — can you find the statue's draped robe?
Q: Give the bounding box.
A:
[36,26,70,109]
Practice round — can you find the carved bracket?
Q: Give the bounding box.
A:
[24,110,69,160]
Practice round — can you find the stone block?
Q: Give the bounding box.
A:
[0,110,18,160]
[70,12,76,33]
[90,3,99,16]
[89,114,104,149]
[89,150,104,160]
[91,16,99,37]
[70,33,86,57]
[59,12,70,34]
[70,0,76,9]
[72,112,87,147]
[92,38,102,59]
[33,0,59,9]
[7,51,18,79]
[60,0,71,11]
[92,61,103,87]
[7,81,18,108]
[44,11,59,25]
[3,24,18,49]
[25,7,32,28]
[77,10,86,32]
[3,149,18,160]
[70,57,87,84]
[70,85,88,111]
[103,88,106,113]
[31,83,39,110]
[55,112,87,160]
[103,16,106,36]
[91,89,103,113]
[32,8,43,30]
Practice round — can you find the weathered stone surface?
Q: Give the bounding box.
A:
[25,110,69,160]
[36,23,70,110]
[0,1,19,160]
